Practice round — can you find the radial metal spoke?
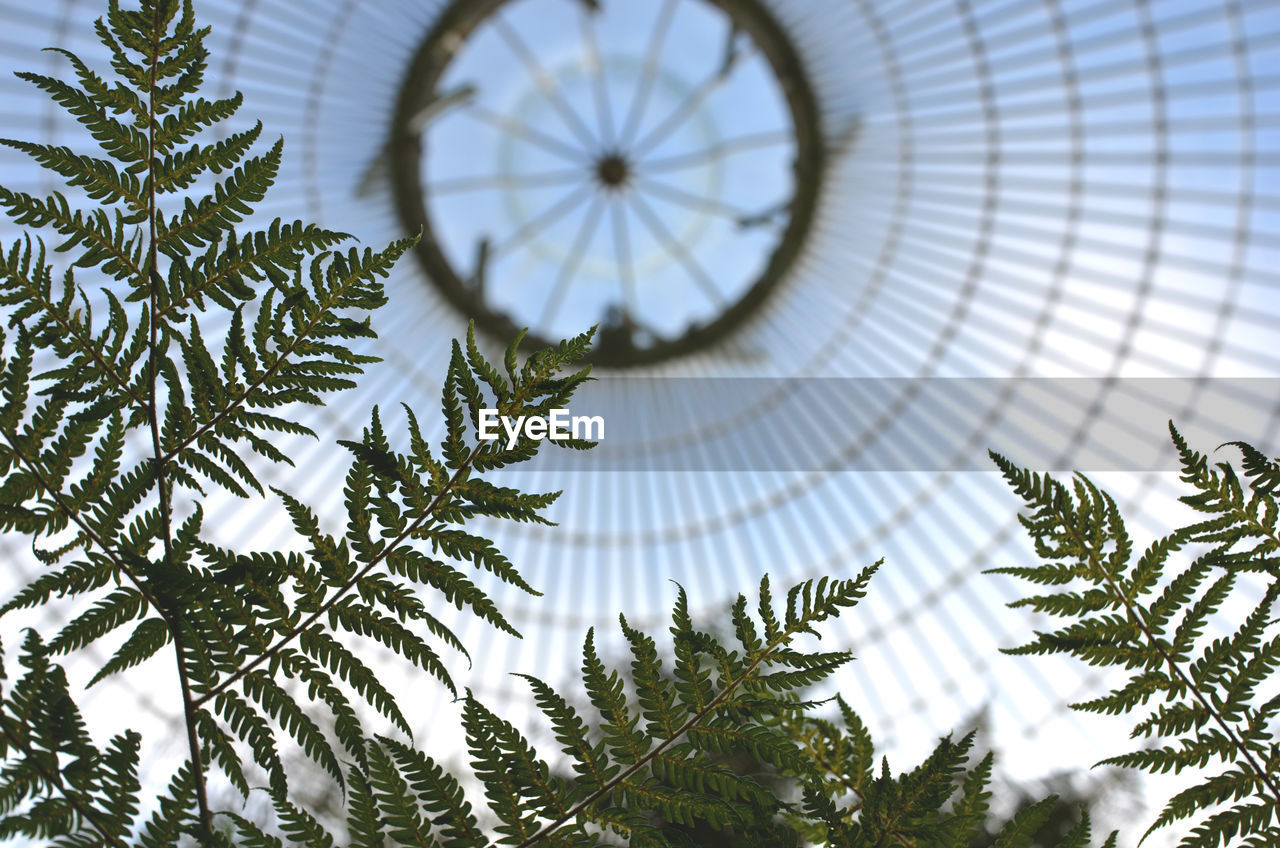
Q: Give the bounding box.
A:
[617,0,678,148]
[580,4,615,148]
[635,175,771,223]
[641,130,792,173]
[627,192,725,307]
[610,196,638,314]
[464,103,592,165]
[492,183,596,258]
[631,43,756,160]
[492,14,600,151]
[538,193,607,328]
[430,168,588,195]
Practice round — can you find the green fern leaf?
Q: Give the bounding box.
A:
[211,689,287,798]
[298,626,410,736]
[344,766,384,848]
[87,616,170,687]
[135,765,196,848]
[47,587,147,656]
[379,735,486,848]
[995,427,1280,844]
[366,742,433,847]
[989,795,1058,848]
[240,670,342,789]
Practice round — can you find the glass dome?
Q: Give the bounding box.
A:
[0,1,1277,839]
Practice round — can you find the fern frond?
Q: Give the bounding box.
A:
[163,217,347,317]
[296,626,410,737]
[950,750,996,835]
[0,633,143,847]
[46,587,147,656]
[787,707,1101,848]
[1224,439,1280,497]
[266,795,336,848]
[0,139,143,208]
[276,649,366,770]
[195,709,249,799]
[344,767,384,848]
[87,616,170,686]
[508,571,871,845]
[157,137,282,257]
[12,64,147,166]
[988,795,1059,848]
[517,673,614,791]
[153,92,245,160]
[277,573,883,847]
[210,689,287,798]
[327,601,455,695]
[0,188,146,280]
[135,765,197,848]
[994,426,1280,843]
[366,742,435,846]
[379,735,486,847]
[240,670,342,789]
[161,236,415,492]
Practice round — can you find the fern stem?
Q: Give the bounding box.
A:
[1060,502,1280,810]
[0,715,131,848]
[193,361,565,708]
[869,769,940,848]
[10,268,147,412]
[140,7,213,840]
[511,612,820,848]
[155,257,363,469]
[1229,503,1280,560]
[154,226,333,322]
[0,428,162,612]
[192,438,487,708]
[799,735,864,811]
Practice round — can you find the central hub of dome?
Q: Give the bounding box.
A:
[594,152,631,191]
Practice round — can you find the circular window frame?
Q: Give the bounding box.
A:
[390,0,826,368]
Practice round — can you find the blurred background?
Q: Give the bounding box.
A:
[1,0,1278,843]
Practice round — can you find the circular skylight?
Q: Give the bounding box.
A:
[391,0,824,366]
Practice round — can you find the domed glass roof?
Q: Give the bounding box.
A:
[0,1,1277,836]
